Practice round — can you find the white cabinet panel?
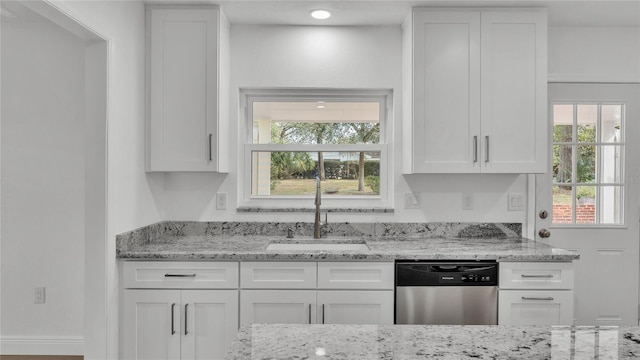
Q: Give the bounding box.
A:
[181,290,238,360]
[317,262,394,290]
[146,6,228,172]
[405,8,547,174]
[123,261,239,289]
[123,290,182,360]
[499,290,574,325]
[411,11,481,173]
[480,11,547,173]
[123,290,238,360]
[500,261,574,290]
[317,291,394,325]
[241,262,317,289]
[240,290,316,325]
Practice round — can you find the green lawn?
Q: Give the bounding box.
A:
[270,179,378,196]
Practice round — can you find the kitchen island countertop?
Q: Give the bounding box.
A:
[225,323,640,359]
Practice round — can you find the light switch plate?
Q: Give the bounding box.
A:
[508,193,525,211]
[216,192,227,210]
[463,193,473,210]
[404,193,421,209]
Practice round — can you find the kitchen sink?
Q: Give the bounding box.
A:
[266,240,370,251]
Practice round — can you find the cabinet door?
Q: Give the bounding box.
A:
[316,291,394,325]
[181,290,239,360]
[240,290,316,325]
[480,10,547,173]
[411,10,481,173]
[123,290,181,360]
[147,7,219,171]
[498,290,574,325]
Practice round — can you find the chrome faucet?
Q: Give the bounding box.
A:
[314,177,322,238]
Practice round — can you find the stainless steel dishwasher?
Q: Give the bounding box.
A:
[395,261,498,325]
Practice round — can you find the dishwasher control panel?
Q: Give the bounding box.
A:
[396,261,498,286]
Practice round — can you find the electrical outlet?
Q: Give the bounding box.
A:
[463,193,473,210]
[508,193,525,211]
[216,192,227,210]
[404,193,421,209]
[34,287,45,304]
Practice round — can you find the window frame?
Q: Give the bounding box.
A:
[239,88,393,210]
[551,101,627,226]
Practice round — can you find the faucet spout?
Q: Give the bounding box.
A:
[314,177,321,239]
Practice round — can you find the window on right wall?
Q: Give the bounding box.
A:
[552,103,625,224]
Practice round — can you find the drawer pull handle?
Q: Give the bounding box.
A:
[165,273,197,278]
[184,303,189,335]
[473,136,478,163]
[171,303,176,335]
[308,304,312,324]
[485,135,489,163]
[321,304,325,324]
[520,274,554,278]
[521,296,554,301]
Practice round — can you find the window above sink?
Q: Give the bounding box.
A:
[239,89,393,210]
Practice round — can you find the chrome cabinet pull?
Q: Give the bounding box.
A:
[321,304,325,324]
[164,273,197,278]
[184,303,189,335]
[520,274,554,278]
[473,136,478,163]
[485,135,489,163]
[171,303,176,335]
[208,133,213,161]
[308,304,312,324]
[521,296,554,301]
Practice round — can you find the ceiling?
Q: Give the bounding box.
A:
[147,0,640,27]
[3,1,639,27]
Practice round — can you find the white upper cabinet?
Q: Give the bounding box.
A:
[146,6,229,172]
[403,8,547,174]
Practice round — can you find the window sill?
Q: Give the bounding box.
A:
[237,207,395,213]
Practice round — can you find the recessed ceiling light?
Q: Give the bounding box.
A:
[310,9,332,20]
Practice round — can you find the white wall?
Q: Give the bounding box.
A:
[549,26,640,82]
[1,0,157,357]
[162,24,529,225]
[52,1,159,358]
[1,19,85,344]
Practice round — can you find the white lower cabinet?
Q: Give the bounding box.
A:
[240,290,317,325]
[317,290,394,325]
[498,289,574,325]
[239,261,394,325]
[498,261,575,325]
[121,261,239,360]
[123,289,238,360]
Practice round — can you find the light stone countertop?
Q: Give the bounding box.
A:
[224,324,640,360]
[116,235,579,261]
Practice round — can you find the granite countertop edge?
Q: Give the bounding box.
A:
[116,235,580,262]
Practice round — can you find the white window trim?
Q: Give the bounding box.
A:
[238,88,393,210]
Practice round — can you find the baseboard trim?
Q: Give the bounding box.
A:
[0,336,83,356]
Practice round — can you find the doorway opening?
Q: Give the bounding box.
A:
[1,0,108,356]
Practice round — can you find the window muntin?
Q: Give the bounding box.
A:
[552,102,625,225]
[242,90,390,207]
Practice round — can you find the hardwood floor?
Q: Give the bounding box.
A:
[0,356,83,360]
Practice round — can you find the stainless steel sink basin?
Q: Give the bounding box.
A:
[266,241,370,251]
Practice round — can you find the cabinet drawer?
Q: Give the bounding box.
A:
[498,290,574,325]
[317,262,394,290]
[122,261,239,289]
[241,262,317,289]
[499,262,573,290]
